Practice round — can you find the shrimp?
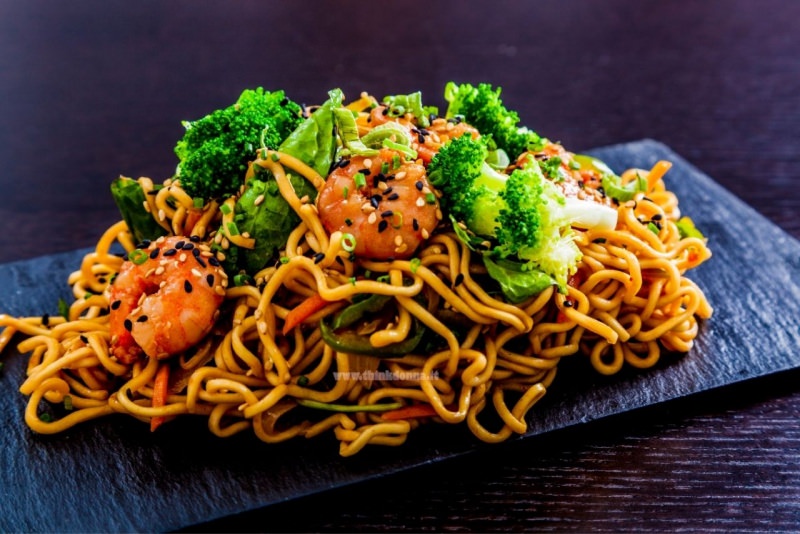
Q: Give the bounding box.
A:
[316,148,440,260]
[106,236,226,363]
[364,106,479,164]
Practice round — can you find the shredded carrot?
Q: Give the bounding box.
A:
[381,404,439,421]
[150,362,170,432]
[282,293,330,336]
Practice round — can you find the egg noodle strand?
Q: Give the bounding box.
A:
[0,150,711,456]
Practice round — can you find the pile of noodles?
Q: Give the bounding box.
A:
[0,125,712,458]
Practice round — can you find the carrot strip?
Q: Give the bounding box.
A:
[381,404,439,421]
[282,293,330,336]
[150,362,170,432]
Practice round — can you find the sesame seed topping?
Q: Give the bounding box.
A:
[454,273,464,287]
[254,194,265,206]
[154,266,165,276]
[214,285,226,296]
[163,248,177,257]
[363,159,372,168]
[368,212,377,224]
[175,241,185,249]
[421,229,430,239]
[182,242,194,251]
[395,171,407,180]
[412,218,419,231]
[184,280,193,293]
[378,220,389,233]
[191,268,202,277]
[123,319,132,332]
[314,252,325,264]
[149,248,160,259]
[189,235,201,242]
[136,315,148,323]
[387,193,399,201]
[415,181,423,191]
[381,210,394,218]
[111,300,121,310]
[416,197,425,207]
[179,253,187,262]
[394,235,403,246]
[206,274,214,286]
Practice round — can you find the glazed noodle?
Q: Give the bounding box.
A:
[0,99,712,456]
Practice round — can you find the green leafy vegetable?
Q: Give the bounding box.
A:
[483,256,555,302]
[110,177,168,244]
[572,154,646,202]
[676,216,705,239]
[382,91,430,127]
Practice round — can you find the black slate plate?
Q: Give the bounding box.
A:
[1,139,799,533]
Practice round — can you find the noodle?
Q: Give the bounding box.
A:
[0,113,712,456]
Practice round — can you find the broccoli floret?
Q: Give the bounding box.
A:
[175,88,303,199]
[428,135,580,290]
[443,82,544,160]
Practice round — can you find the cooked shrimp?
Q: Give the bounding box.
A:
[106,236,226,363]
[363,106,479,164]
[316,148,440,260]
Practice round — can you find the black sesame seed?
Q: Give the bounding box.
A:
[338,159,350,168]
[370,195,381,209]
[189,235,201,242]
[564,300,574,308]
[359,168,371,175]
[412,218,419,231]
[163,249,177,257]
[149,248,160,259]
[192,248,200,257]
[194,256,207,268]
[124,319,132,332]
[387,193,399,201]
[135,240,151,249]
[415,181,424,191]
[208,256,220,267]
[651,213,663,221]
[182,242,194,251]
[381,107,389,115]
[206,274,214,286]
[417,133,425,144]
[184,280,193,293]
[41,313,49,327]
[454,273,464,287]
[80,335,89,343]
[175,241,185,249]
[345,218,353,226]
[378,220,389,233]
[383,187,394,196]
[314,252,325,264]
[111,300,121,310]
[381,210,394,218]
[136,315,148,323]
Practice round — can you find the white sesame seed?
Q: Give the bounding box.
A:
[191,268,202,277]
[363,159,372,168]
[421,229,430,239]
[416,197,425,207]
[368,212,377,224]
[395,171,407,180]
[154,266,165,276]
[257,321,267,334]
[394,235,403,246]
[254,194,265,206]
[157,209,166,222]
[214,285,226,296]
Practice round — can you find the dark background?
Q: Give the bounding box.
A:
[1,0,798,531]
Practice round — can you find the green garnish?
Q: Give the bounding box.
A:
[57,298,70,320]
[381,162,390,174]
[128,249,149,265]
[392,155,402,170]
[354,173,367,189]
[343,186,349,199]
[63,395,74,411]
[409,257,421,274]
[647,222,660,236]
[280,256,290,264]
[193,197,205,209]
[341,233,357,253]
[226,221,240,236]
[425,192,437,204]
[540,157,563,181]
[676,216,705,239]
[233,273,253,286]
[219,203,232,215]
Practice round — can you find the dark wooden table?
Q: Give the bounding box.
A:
[1,1,798,531]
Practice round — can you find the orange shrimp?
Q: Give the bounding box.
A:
[364,106,479,164]
[106,236,226,363]
[316,148,440,260]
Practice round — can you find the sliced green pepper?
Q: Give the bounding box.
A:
[331,293,393,329]
[320,316,426,356]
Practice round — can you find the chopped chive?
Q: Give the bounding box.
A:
[647,222,660,235]
[343,186,349,199]
[425,192,436,204]
[409,257,421,274]
[63,395,74,411]
[193,197,204,209]
[280,256,290,264]
[297,375,310,387]
[341,233,357,253]
[219,203,232,215]
[349,276,357,286]
[270,152,280,162]
[354,173,367,188]
[381,162,390,174]
[39,413,52,423]
[128,249,149,265]
[227,221,240,236]
[57,298,69,319]
[392,155,402,169]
